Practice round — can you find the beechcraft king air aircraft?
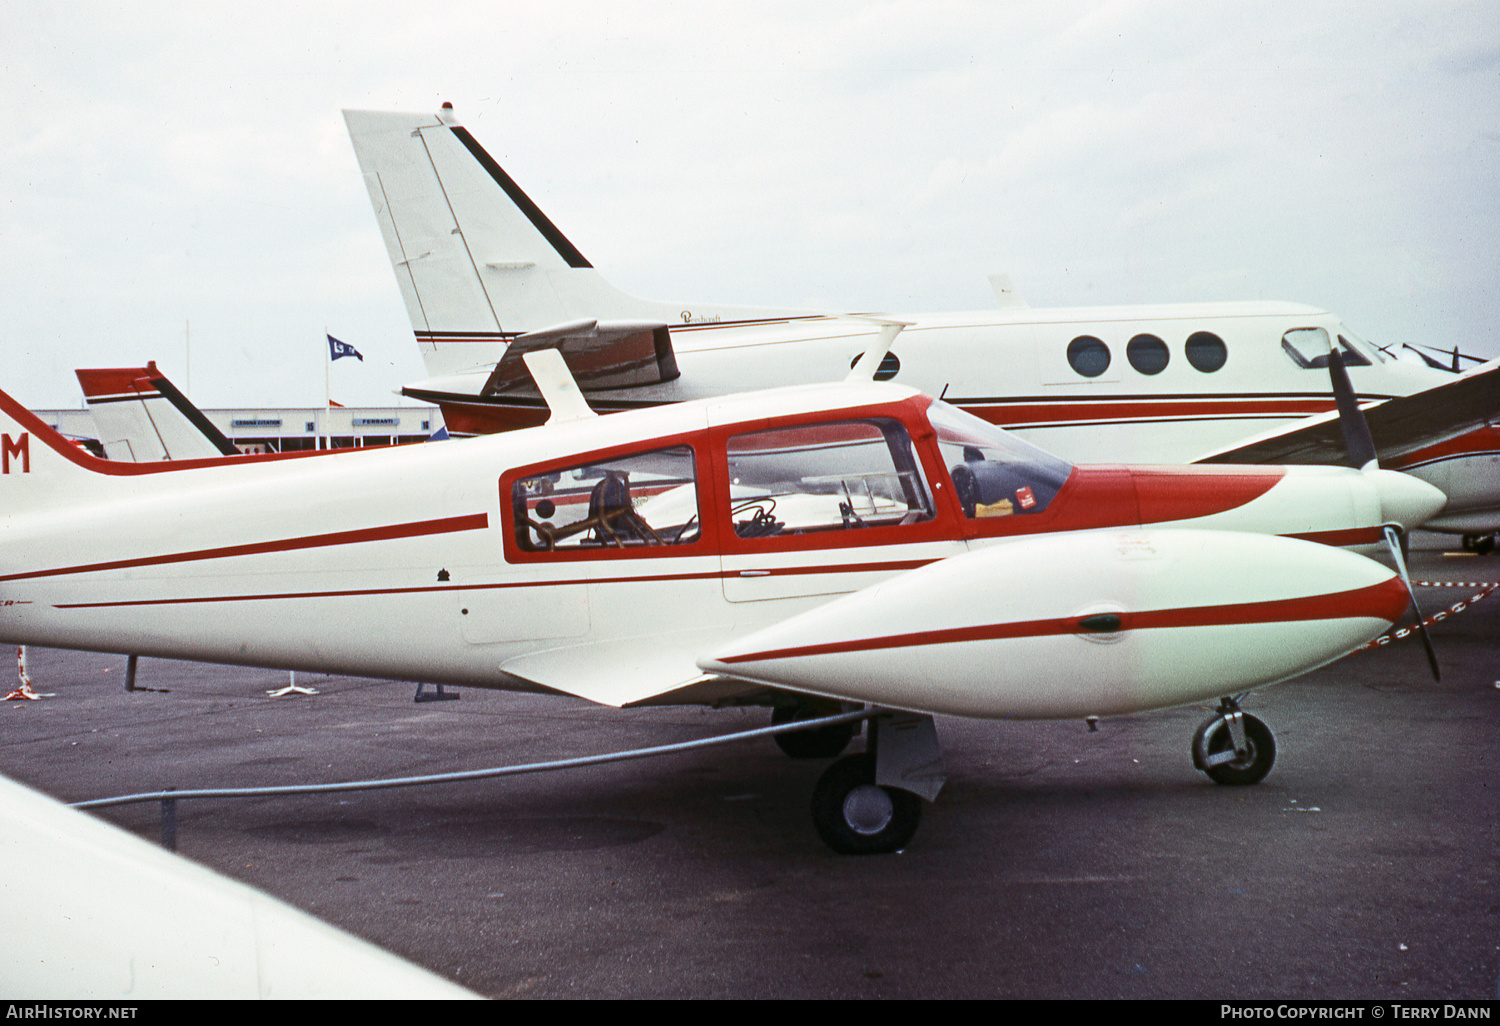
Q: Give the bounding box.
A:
[0,340,1448,852]
[344,106,1500,541]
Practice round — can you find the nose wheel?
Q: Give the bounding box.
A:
[811,753,923,855]
[1192,697,1276,786]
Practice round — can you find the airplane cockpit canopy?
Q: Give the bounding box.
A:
[926,399,1072,518]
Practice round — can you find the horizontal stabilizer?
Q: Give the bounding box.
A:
[76,363,238,461]
[1194,358,1500,466]
[485,320,679,395]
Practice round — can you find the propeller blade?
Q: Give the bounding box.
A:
[1327,347,1379,470]
[1383,526,1441,682]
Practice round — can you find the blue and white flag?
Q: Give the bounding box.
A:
[328,335,363,362]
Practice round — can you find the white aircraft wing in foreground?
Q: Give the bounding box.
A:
[0,774,477,999]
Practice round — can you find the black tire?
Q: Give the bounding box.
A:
[810,754,922,854]
[1201,714,1276,786]
[771,705,856,759]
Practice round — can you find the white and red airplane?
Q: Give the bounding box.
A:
[344,106,1500,542]
[0,339,1446,853]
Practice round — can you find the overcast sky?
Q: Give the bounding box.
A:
[3,1,1496,409]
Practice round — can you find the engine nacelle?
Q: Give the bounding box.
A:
[700,529,1409,720]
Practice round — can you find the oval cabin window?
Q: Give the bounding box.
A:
[1067,336,1111,378]
[1126,334,1169,375]
[1185,331,1227,373]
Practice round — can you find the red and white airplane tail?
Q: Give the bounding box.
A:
[75,362,237,462]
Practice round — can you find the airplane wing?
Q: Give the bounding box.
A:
[694,529,1409,722]
[498,625,763,708]
[1,774,477,998]
[76,363,238,461]
[1192,358,1500,468]
[495,528,1408,721]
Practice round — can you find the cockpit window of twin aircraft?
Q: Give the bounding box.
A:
[927,401,1072,519]
[1281,327,1385,369]
[726,419,934,538]
[513,446,700,552]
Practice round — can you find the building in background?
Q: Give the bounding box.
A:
[35,403,444,457]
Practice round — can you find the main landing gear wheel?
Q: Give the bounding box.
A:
[1193,705,1276,786]
[771,704,857,759]
[811,753,922,855]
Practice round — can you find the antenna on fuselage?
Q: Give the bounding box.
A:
[987,273,1028,309]
[522,348,597,425]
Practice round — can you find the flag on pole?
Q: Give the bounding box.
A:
[328,335,363,362]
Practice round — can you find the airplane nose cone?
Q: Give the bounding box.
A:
[1368,469,1447,530]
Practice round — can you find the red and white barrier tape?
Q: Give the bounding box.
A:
[1364,581,1500,649]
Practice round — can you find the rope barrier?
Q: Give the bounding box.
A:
[1364,580,1499,649]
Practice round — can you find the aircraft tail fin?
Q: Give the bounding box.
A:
[76,362,238,461]
[343,106,808,379]
[0,387,124,513]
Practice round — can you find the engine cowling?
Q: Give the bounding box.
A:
[699,529,1408,720]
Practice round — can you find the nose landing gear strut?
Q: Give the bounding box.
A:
[1192,695,1276,786]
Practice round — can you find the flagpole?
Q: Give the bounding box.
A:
[323,329,330,451]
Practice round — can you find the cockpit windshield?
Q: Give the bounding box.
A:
[926,400,1073,518]
[1338,325,1389,363]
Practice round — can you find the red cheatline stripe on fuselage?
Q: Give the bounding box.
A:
[51,558,939,609]
[2,514,489,584]
[960,396,1361,429]
[714,577,1412,666]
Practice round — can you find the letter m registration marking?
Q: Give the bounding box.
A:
[3,433,30,474]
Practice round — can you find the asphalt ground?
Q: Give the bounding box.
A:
[1,543,1496,1000]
